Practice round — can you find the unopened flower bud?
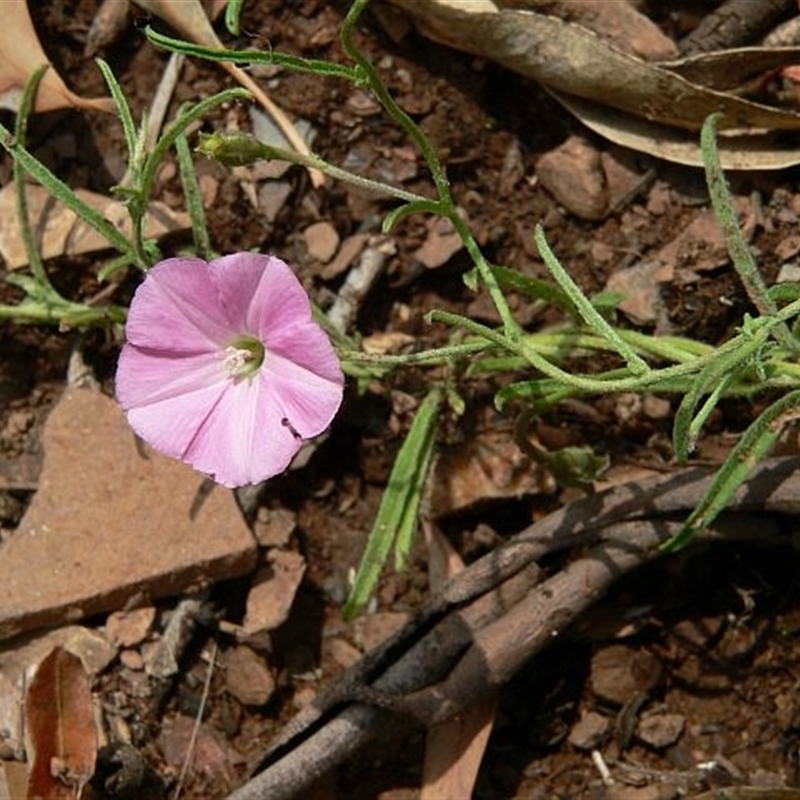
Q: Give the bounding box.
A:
[197,132,268,166]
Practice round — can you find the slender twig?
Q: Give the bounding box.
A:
[228,457,800,800]
[173,640,218,800]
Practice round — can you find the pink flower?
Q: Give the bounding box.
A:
[116,253,344,487]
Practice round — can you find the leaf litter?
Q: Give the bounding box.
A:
[4,1,800,797]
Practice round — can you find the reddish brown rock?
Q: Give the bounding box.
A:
[536,136,608,221]
[0,388,257,641]
[589,644,663,706]
[224,646,276,707]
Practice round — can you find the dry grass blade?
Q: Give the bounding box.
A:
[173,641,218,800]
[132,0,325,186]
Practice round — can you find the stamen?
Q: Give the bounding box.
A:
[224,346,255,376]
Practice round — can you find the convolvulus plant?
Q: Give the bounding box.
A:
[2,0,798,615]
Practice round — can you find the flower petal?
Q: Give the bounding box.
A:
[265,316,344,386]
[261,354,344,438]
[126,258,234,352]
[210,253,314,341]
[182,377,302,487]
[116,252,345,487]
[124,376,230,462]
[116,346,226,413]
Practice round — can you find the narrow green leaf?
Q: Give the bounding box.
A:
[685,373,735,454]
[663,388,800,553]
[490,264,573,313]
[145,27,357,81]
[672,330,766,463]
[393,428,437,571]
[140,88,252,212]
[225,0,244,35]
[13,65,61,298]
[769,283,800,304]
[701,114,797,353]
[96,59,139,165]
[343,389,442,618]
[534,226,649,375]
[175,130,212,260]
[381,199,441,233]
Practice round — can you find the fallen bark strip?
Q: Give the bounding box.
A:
[678,0,795,55]
[228,457,800,800]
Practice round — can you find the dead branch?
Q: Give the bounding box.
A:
[679,0,795,55]
[228,457,800,800]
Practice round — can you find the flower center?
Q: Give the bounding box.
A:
[223,336,265,379]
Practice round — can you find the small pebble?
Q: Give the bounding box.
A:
[637,713,686,749]
[224,646,276,707]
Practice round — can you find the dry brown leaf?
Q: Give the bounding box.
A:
[0,1,114,113]
[25,647,98,800]
[427,429,553,517]
[550,89,800,169]
[0,627,116,764]
[132,0,324,185]
[0,182,190,269]
[393,2,800,130]
[496,0,678,60]
[390,0,800,168]
[421,523,497,799]
[661,46,800,91]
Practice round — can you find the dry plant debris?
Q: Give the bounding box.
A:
[4,1,800,797]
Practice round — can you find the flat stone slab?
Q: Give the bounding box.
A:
[0,387,257,641]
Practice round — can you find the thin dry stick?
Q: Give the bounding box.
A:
[228,458,800,800]
[228,519,761,800]
[327,236,396,333]
[221,63,325,188]
[117,52,184,191]
[173,639,218,800]
[678,0,795,54]
[146,52,185,151]
[133,0,324,185]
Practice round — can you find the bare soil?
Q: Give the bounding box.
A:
[4,1,800,798]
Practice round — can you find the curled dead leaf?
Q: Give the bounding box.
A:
[390,0,800,168]
[551,90,800,170]
[0,182,190,269]
[660,45,800,91]
[494,0,678,61]
[0,1,114,113]
[394,3,800,131]
[25,647,98,799]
